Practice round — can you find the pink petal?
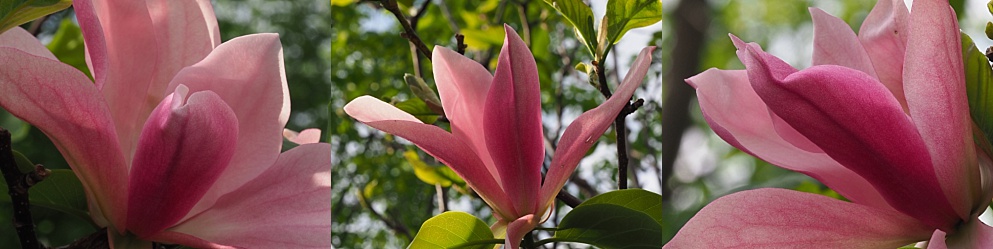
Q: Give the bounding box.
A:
[858,0,910,111]
[0,28,56,60]
[431,46,502,185]
[127,87,239,237]
[538,47,655,213]
[167,34,289,221]
[737,38,959,230]
[144,0,222,107]
[0,48,129,230]
[283,128,322,144]
[664,189,934,248]
[686,68,891,210]
[484,25,544,215]
[344,96,519,219]
[155,143,331,248]
[928,219,993,249]
[503,214,538,249]
[75,0,164,161]
[809,8,877,78]
[904,0,977,221]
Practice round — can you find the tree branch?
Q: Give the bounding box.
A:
[1,127,50,249]
[379,0,432,61]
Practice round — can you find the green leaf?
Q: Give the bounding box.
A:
[403,150,465,187]
[552,189,664,249]
[12,150,34,173]
[604,0,662,45]
[46,19,92,79]
[460,27,505,51]
[542,0,597,56]
[394,98,440,124]
[408,211,496,249]
[0,169,92,225]
[331,0,355,7]
[0,0,71,34]
[963,32,993,156]
[986,22,992,40]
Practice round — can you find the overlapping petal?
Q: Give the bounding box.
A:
[858,0,910,111]
[664,189,933,248]
[0,28,57,59]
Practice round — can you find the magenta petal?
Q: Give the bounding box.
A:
[432,46,502,185]
[127,87,239,237]
[344,96,519,219]
[664,189,933,248]
[686,68,891,210]
[0,28,56,60]
[858,0,910,111]
[155,143,331,248]
[167,34,288,220]
[809,8,877,78]
[904,0,977,220]
[503,214,538,249]
[739,40,958,230]
[538,47,655,212]
[484,25,545,214]
[0,48,129,230]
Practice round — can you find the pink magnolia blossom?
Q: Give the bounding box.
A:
[0,0,330,247]
[668,0,993,247]
[344,25,654,248]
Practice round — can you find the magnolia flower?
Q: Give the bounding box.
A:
[668,0,993,248]
[0,0,330,247]
[345,25,653,248]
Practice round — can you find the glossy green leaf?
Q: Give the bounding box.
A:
[542,0,597,56]
[963,32,993,157]
[408,211,496,249]
[0,0,71,34]
[604,0,662,45]
[395,98,440,124]
[403,150,465,187]
[0,168,92,224]
[553,189,663,249]
[46,19,92,79]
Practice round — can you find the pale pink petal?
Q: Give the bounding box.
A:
[344,96,519,219]
[0,28,56,60]
[503,214,537,249]
[664,189,933,248]
[158,143,331,248]
[168,34,289,221]
[432,45,502,187]
[0,48,129,230]
[809,8,877,78]
[126,88,239,237]
[858,0,910,111]
[686,68,891,210]
[904,0,977,221]
[283,128,322,144]
[484,25,545,215]
[538,47,655,213]
[75,0,163,161]
[738,37,958,230]
[144,0,221,109]
[928,219,993,249]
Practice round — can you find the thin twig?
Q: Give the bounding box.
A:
[1,127,49,249]
[379,0,433,61]
[555,191,582,208]
[57,228,109,249]
[455,34,467,55]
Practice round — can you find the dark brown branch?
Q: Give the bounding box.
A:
[455,34,467,55]
[658,0,710,201]
[379,0,432,61]
[555,191,582,208]
[1,127,50,249]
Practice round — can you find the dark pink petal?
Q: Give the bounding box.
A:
[432,46,502,184]
[904,0,978,221]
[127,87,239,237]
[153,143,331,248]
[664,189,933,248]
[737,38,959,230]
[503,214,538,249]
[809,8,877,78]
[344,96,519,219]
[166,34,288,221]
[538,47,655,212]
[0,28,56,59]
[484,25,544,214]
[0,48,129,230]
[686,68,890,209]
[858,0,910,111]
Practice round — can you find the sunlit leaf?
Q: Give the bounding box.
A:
[542,0,597,56]
[408,211,496,249]
[460,27,505,51]
[403,150,465,187]
[553,189,664,248]
[331,0,355,7]
[0,0,71,34]
[604,0,662,45]
[963,32,993,156]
